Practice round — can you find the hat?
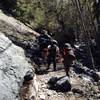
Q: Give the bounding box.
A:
[64,43,72,50]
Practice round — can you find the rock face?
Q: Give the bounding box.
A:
[0,10,40,63]
[0,33,37,100]
[0,10,39,50]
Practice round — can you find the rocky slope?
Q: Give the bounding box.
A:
[36,65,100,100]
[0,10,39,49]
[0,8,99,100]
[0,33,38,100]
[0,10,39,100]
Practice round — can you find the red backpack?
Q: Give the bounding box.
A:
[64,48,69,57]
[63,48,75,60]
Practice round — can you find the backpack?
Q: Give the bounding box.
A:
[63,48,69,56]
[63,48,75,61]
[48,45,57,56]
[68,50,75,60]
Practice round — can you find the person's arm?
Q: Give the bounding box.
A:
[56,46,59,53]
[48,45,51,49]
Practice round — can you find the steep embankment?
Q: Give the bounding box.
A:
[0,33,38,100]
[0,10,39,49]
[0,10,38,100]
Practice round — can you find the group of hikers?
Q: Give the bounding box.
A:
[33,29,76,76]
[20,30,76,100]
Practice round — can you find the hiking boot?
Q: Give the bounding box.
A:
[46,67,49,70]
[66,72,69,77]
[53,68,57,71]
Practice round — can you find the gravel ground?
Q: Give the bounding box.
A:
[36,63,100,100]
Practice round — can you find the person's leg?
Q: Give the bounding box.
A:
[64,61,70,76]
[65,66,70,76]
[46,56,51,70]
[53,57,56,71]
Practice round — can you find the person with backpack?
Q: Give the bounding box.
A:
[63,43,75,76]
[37,30,51,50]
[46,40,59,71]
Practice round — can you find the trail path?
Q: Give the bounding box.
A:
[36,63,99,100]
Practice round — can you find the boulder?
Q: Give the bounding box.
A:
[47,77,58,89]
[73,63,84,74]
[56,76,71,92]
[90,70,100,82]
[72,88,84,95]
[74,64,100,82]
[48,76,71,92]
[0,33,37,100]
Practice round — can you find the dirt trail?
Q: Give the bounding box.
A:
[36,63,98,100]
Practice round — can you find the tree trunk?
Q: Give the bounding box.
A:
[73,0,95,70]
[93,0,100,48]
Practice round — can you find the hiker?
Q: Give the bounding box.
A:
[63,43,75,76]
[37,30,52,63]
[46,40,59,71]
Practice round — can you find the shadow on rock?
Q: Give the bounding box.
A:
[35,67,48,75]
[47,76,71,92]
